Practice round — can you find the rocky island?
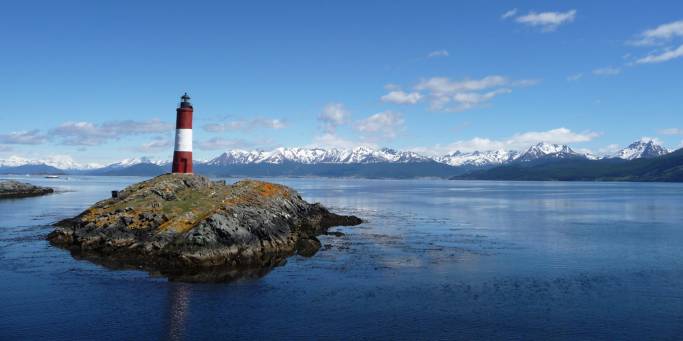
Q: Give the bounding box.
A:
[48,174,362,281]
[0,180,54,199]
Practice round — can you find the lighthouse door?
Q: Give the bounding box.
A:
[180,158,188,173]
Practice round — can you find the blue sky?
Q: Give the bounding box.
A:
[1,1,682,165]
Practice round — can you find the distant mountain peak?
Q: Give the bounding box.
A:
[437,149,518,167]
[615,139,669,160]
[516,142,584,162]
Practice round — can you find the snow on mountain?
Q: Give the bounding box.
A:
[516,142,585,162]
[437,150,519,167]
[335,147,431,164]
[260,147,338,164]
[207,147,432,165]
[104,157,170,169]
[584,152,601,161]
[0,155,103,170]
[206,150,267,165]
[614,139,669,160]
[0,156,34,168]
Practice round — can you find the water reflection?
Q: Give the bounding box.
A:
[66,247,286,282]
[165,283,191,341]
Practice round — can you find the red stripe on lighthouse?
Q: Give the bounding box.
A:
[176,108,193,129]
[172,151,193,173]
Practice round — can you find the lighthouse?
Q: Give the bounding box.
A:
[172,93,193,174]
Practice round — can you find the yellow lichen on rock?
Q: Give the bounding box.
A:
[61,174,326,236]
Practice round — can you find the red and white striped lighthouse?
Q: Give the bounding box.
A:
[172,93,193,174]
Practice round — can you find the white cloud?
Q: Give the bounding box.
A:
[203,118,286,132]
[512,79,541,87]
[195,137,256,151]
[417,127,600,154]
[630,20,683,46]
[0,145,12,152]
[635,44,683,64]
[135,137,173,152]
[50,119,173,146]
[0,130,48,145]
[310,133,365,149]
[597,144,622,156]
[203,121,245,132]
[101,119,173,135]
[660,128,683,135]
[258,118,287,129]
[381,90,423,104]
[413,75,531,111]
[629,20,683,65]
[51,122,114,146]
[384,83,401,91]
[313,106,405,148]
[416,75,508,93]
[452,89,512,110]
[318,103,350,134]
[567,73,583,81]
[515,10,576,32]
[443,137,507,154]
[427,49,449,58]
[355,111,405,139]
[592,66,621,76]
[574,147,596,156]
[510,128,600,145]
[310,103,369,149]
[501,8,518,20]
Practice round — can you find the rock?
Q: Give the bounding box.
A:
[47,174,362,281]
[0,180,54,199]
[119,216,133,225]
[296,237,322,257]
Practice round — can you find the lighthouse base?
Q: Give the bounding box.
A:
[172,151,193,174]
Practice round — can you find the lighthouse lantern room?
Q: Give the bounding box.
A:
[172,93,193,174]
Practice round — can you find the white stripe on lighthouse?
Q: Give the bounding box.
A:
[174,129,192,152]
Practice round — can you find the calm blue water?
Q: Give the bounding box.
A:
[1,175,683,340]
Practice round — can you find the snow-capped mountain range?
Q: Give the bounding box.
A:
[103,157,170,169]
[0,155,103,170]
[0,139,674,171]
[207,147,431,166]
[437,142,606,167]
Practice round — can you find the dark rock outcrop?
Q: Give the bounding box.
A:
[0,180,54,199]
[47,174,362,281]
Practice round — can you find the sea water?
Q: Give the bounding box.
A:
[1,176,683,339]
